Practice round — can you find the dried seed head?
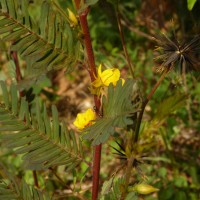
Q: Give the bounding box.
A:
[154,34,200,74]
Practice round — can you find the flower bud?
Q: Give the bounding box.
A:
[67,8,78,26]
[130,183,159,195]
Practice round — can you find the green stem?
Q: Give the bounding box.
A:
[134,69,169,142]
[74,1,101,199]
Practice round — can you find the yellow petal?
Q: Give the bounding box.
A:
[121,78,125,85]
[100,68,120,86]
[91,77,103,88]
[73,109,96,130]
[98,64,102,76]
[85,108,96,121]
[73,114,85,130]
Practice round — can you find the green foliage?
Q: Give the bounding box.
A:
[0,0,200,199]
[0,81,84,170]
[0,0,81,78]
[83,79,139,145]
[154,92,187,121]
[0,163,51,200]
[100,177,124,200]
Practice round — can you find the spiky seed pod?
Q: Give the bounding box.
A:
[154,34,200,73]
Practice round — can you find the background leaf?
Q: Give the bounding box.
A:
[187,0,197,10]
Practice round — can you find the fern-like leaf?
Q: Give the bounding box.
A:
[82,79,139,145]
[0,0,80,77]
[0,163,52,200]
[0,81,84,170]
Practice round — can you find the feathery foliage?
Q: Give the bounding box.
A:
[82,79,139,145]
[0,0,81,77]
[0,163,51,200]
[0,81,84,170]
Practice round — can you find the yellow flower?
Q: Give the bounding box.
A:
[73,108,96,130]
[91,65,125,95]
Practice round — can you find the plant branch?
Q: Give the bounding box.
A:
[121,156,134,199]
[33,170,39,188]
[134,69,169,142]
[120,15,154,41]
[116,9,134,78]
[11,51,22,82]
[74,2,101,200]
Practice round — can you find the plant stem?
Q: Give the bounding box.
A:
[74,2,102,199]
[32,170,39,188]
[182,60,193,124]
[92,144,102,200]
[116,9,134,78]
[11,51,22,82]
[120,156,134,199]
[134,69,169,142]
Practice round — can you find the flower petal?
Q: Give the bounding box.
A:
[98,64,102,76]
[101,68,120,86]
[73,109,96,130]
[91,77,103,88]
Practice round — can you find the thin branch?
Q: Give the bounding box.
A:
[120,157,134,199]
[116,9,134,77]
[74,0,81,9]
[134,68,169,143]
[182,58,193,124]
[120,16,154,41]
[11,51,22,82]
[33,171,39,188]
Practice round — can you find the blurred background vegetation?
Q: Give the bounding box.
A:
[0,0,200,199]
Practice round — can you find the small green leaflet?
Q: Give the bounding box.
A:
[82,79,138,145]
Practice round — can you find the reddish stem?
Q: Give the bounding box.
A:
[74,2,102,199]
[74,0,81,9]
[92,144,102,200]
[11,51,22,82]
[33,170,39,188]
[11,51,24,97]
[79,9,97,80]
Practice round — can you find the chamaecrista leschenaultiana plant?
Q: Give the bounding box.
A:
[0,0,199,200]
